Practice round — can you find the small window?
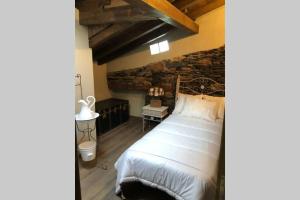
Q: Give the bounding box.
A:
[150,40,169,55]
[158,40,169,53]
[150,43,160,55]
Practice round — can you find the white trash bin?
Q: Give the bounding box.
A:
[78,141,96,162]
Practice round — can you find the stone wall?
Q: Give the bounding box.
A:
[107,46,225,111]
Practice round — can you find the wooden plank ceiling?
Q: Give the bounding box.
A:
[75,0,224,64]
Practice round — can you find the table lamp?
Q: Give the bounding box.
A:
[148,87,164,107]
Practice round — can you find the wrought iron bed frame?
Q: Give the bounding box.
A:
[176,75,225,100]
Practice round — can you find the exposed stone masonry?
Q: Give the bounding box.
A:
[107,46,225,111]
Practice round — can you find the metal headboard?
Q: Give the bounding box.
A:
[176,75,225,100]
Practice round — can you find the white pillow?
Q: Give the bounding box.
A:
[173,93,186,114]
[202,95,225,119]
[173,93,197,114]
[180,96,218,121]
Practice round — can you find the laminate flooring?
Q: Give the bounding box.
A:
[78,117,147,200]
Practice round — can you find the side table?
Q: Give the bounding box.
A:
[142,105,168,132]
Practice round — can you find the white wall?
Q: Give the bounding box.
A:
[111,91,145,117]
[93,63,112,101]
[75,9,95,111]
[75,9,96,143]
[105,6,225,117]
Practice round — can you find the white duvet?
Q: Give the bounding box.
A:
[115,114,223,200]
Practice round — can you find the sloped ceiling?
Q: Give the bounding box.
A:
[75,0,224,64]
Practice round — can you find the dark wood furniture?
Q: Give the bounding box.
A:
[120,182,175,200]
[95,98,129,135]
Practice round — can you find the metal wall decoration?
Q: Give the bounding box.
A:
[75,74,83,99]
[176,75,225,97]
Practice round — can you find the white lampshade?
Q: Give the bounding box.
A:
[148,87,164,97]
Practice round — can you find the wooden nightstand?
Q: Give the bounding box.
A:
[142,105,168,132]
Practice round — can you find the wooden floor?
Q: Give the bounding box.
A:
[79,117,147,200]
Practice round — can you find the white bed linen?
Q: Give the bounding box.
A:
[114,114,223,200]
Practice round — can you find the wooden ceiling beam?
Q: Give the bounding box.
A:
[174,0,205,10]
[75,0,111,12]
[124,0,199,34]
[88,24,110,38]
[93,20,174,64]
[93,20,164,58]
[96,24,174,64]
[188,0,224,19]
[79,5,158,25]
[173,0,225,19]
[89,23,134,49]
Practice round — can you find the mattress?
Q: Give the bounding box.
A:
[114,114,223,200]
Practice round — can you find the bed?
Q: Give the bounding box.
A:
[114,76,225,200]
